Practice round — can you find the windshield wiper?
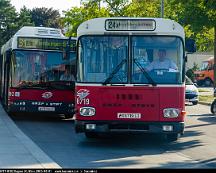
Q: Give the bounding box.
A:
[16,83,49,89]
[46,81,74,89]
[134,59,156,86]
[103,59,127,85]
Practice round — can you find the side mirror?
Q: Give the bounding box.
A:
[185,38,196,53]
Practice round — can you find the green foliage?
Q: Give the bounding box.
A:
[31,7,61,28]
[186,63,199,82]
[0,0,215,52]
[123,0,160,17]
[17,6,34,27]
[0,0,17,47]
[165,0,215,52]
[196,27,214,51]
[0,1,62,48]
[62,0,215,52]
[63,1,110,36]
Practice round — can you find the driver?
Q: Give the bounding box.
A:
[146,49,178,71]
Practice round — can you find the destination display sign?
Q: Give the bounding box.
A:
[17,37,76,51]
[105,19,155,31]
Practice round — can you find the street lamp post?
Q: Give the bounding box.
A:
[161,0,164,18]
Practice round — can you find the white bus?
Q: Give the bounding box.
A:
[75,17,195,140]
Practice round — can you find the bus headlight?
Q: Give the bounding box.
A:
[80,107,95,116]
[163,108,180,118]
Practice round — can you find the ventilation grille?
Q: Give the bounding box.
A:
[37,28,61,36]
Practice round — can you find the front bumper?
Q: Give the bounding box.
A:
[75,120,184,135]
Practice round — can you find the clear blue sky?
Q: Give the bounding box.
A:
[11,0,80,14]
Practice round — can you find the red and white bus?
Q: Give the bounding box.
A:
[0,26,76,118]
[75,17,195,141]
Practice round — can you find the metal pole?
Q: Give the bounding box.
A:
[214,26,216,95]
[161,0,164,18]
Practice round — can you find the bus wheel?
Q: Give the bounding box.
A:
[196,80,203,86]
[210,99,216,114]
[166,133,178,142]
[64,114,74,119]
[192,101,198,105]
[85,132,98,138]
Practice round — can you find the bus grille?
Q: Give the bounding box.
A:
[109,124,149,131]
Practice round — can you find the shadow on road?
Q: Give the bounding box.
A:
[10,112,74,122]
[74,130,204,168]
[188,113,216,125]
[10,111,207,168]
[156,156,216,168]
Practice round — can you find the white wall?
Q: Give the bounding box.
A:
[186,53,214,70]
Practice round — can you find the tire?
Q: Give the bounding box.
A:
[85,132,98,138]
[192,101,198,105]
[203,78,213,87]
[196,80,203,87]
[64,114,74,119]
[210,99,216,114]
[166,133,179,142]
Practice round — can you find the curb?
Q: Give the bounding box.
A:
[198,101,211,106]
[0,104,61,168]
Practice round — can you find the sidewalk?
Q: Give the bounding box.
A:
[0,104,61,168]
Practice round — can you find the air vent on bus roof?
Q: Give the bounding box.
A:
[37,28,61,36]
[37,29,49,35]
[50,29,61,35]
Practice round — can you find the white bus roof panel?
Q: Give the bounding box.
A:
[1,26,76,52]
[77,17,185,39]
[16,26,65,38]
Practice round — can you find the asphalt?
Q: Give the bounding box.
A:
[0,103,61,168]
[0,95,213,168]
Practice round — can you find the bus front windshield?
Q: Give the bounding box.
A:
[78,36,128,83]
[11,50,76,89]
[77,36,183,84]
[132,36,183,84]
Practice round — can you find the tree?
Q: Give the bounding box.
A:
[17,6,34,27]
[123,0,160,17]
[165,0,215,52]
[63,1,110,36]
[31,7,61,28]
[0,0,17,47]
[186,63,199,82]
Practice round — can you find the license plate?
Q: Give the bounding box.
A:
[117,113,141,119]
[38,107,55,111]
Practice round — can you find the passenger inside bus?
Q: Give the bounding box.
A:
[111,37,126,49]
[47,70,60,81]
[60,65,75,81]
[146,49,178,72]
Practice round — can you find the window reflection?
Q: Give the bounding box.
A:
[11,50,76,88]
[78,36,128,83]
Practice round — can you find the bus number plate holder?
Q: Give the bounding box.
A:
[38,107,55,111]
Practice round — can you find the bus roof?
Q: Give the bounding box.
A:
[1,26,76,53]
[77,17,185,39]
